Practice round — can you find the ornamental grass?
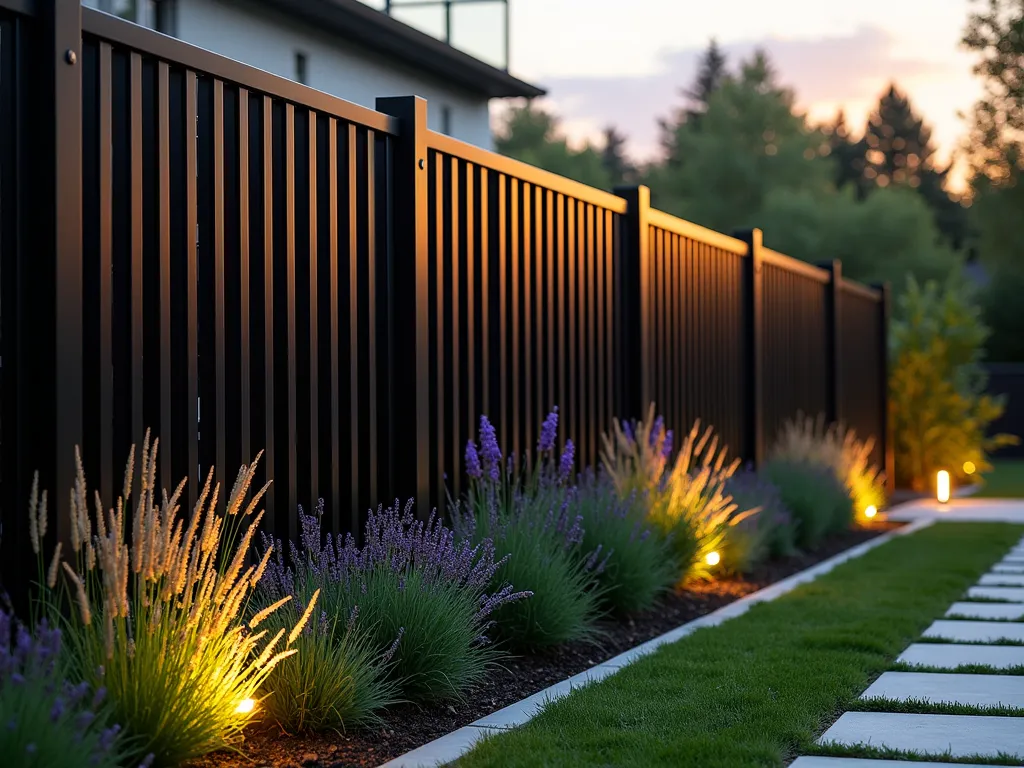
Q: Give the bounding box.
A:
[601,404,760,582]
[32,433,312,767]
[771,413,886,525]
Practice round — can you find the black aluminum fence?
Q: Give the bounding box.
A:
[0,1,891,606]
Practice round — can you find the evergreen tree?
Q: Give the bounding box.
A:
[647,49,831,233]
[601,126,634,186]
[861,84,970,250]
[862,84,935,189]
[494,101,613,190]
[659,39,730,167]
[825,111,868,197]
[685,38,728,125]
[962,0,1024,279]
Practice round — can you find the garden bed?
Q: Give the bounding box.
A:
[186,522,900,768]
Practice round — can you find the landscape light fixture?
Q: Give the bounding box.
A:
[704,551,721,567]
[936,470,951,505]
[235,698,255,715]
[864,505,878,519]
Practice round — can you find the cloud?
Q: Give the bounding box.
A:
[527,26,957,161]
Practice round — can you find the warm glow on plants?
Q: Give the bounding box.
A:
[704,551,721,567]
[963,461,977,475]
[601,405,754,582]
[32,434,312,766]
[771,414,885,526]
[937,470,951,504]
[235,699,255,715]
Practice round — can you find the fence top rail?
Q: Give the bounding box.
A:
[840,278,882,302]
[761,247,830,283]
[646,208,748,256]
[427,130,629,214]
[82,7,396,135]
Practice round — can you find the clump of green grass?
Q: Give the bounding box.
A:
[252,596,398,733]
[32,435,308,767]
[762,458,854,550]
[454,522,1023,768]
[771,413,886,525]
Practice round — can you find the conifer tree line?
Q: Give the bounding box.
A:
[494,0,1024,360]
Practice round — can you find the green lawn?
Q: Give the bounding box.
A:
[975,459,1024,498]
[455,523,1023,768]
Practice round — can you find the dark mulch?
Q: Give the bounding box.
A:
[187,522,901,768]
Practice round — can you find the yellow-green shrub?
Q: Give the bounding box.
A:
[771,414,885,525]
[890,277,1017,491]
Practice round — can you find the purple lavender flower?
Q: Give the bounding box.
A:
[622,420,635,444]
[256,497,527,652]
[558,439,575,482]
[465,440,482,479]
[538,407,559,453]
[662,429,674,459]
[479,415,502,482]
[1,608,124,764]
[650,416,665,447]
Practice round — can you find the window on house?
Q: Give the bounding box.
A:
[441,105,452,136]
[295,52,308,85]
[109,0,137,21]
[154,0,177,35]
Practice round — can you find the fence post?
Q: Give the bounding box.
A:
[735,228,764,467]
[874,281,895,494]
[376,95,430,514]
[819,259,843,426]
[0,0,84,612]
[613,185,650,421]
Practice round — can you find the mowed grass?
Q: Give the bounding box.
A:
[975,459,1024,498]
[455,523,1023,768]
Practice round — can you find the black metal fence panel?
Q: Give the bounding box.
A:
[74,8,395,547]
[761,255,830,453]
[0,1,890,605]
[647,215,748,461]
[839,281,887,468]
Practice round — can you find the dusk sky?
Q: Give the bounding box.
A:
[495,0,982,187]
[366,1,983,188]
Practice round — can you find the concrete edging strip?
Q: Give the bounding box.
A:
[378,517,936,768]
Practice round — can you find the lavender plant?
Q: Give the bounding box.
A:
[258,500,527,704]
[32,435,309,767]
[455,409,602,649]
[0,609,134,768]
[569,473,676,615]
[724,468,798,564]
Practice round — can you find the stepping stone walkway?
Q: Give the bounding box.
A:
[806,531,1024,767]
